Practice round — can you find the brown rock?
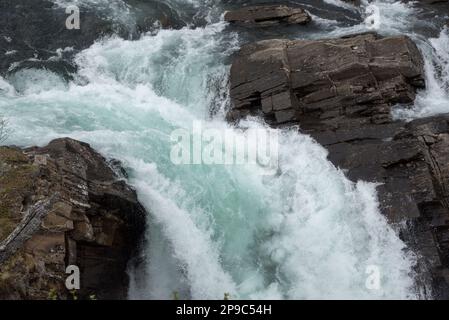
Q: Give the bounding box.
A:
[41,212,74,232]
[0,138,146,300]
[224,5,311,27]
[229,33,425,127]
[228,32,449,298]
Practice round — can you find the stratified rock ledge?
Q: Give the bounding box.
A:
[224,5,311,27]
[228,32,425,126]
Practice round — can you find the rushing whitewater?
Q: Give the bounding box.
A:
[4,0,449,299]
[394,27,449,119]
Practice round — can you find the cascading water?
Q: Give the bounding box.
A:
[394,27,449,119]
[341,0,449,120]
[2,0,449,300]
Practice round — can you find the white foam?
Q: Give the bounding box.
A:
[394,28,449,120]
[0,76,16,97]
[317,0,416,38]
[0,9,422,300]
[51,0,136,30]
[323,0,358,11]
[6,69,67,95]
[309,13,340,28]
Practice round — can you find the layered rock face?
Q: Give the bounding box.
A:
[228,33,425,126]
[228,33,449,298]
[0,138,146,300]
[224,5,311,27]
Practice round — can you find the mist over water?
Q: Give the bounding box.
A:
[2,0,449,299]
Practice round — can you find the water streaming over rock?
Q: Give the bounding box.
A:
[2,0,449,299]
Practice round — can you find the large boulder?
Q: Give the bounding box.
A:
[0,138,146,300]
[228,33,425,127]
[224,5,311,27]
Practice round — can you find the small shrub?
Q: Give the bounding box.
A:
[48,288,58,300]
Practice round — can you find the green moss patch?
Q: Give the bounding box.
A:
[0,147,37,242]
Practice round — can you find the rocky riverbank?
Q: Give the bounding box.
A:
[0,138,146,300]
[226,6,449,298]
[2,0,449,300]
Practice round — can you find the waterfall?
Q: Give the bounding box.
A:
[3,0,448,300]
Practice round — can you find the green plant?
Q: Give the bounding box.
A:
[70,289,78,300]
[48,288,58,300]
[224,293,230,300]
[173,291,179,300]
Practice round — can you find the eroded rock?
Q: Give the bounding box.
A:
[0,138,146,300]
[224,5,311,27]
[228,33,425,127]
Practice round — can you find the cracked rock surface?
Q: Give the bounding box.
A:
[0,138,146,300]
[224,5,311,27]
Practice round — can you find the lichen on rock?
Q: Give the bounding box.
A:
[0,138,146,300]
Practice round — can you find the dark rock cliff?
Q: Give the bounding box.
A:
[228,32,449,299]
[0,138,146,300]
[228,33,425,126]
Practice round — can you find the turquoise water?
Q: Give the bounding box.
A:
[3,0,448,299]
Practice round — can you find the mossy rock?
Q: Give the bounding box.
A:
[0,147,37,242]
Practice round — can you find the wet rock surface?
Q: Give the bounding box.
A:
[0,138,146,300]
[224,5,311,27]
[228,33,425,126]
[0,0,124,78]
[319,115,449,298]
[229,32,449,298]
[0,0,184,79]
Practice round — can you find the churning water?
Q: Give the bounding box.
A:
[1,0,449,299]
